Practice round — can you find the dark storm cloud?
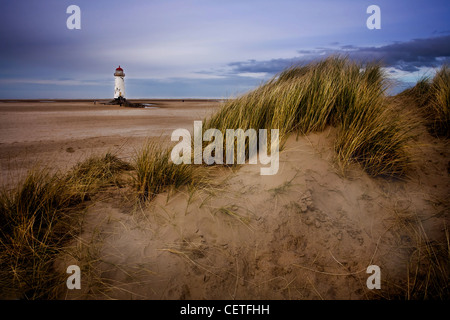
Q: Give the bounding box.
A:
[227,35,450,75]
[351,35,450,71]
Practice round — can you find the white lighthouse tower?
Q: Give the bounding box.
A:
[114,66,125,99]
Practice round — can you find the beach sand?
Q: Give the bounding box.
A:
[0,100,219,185]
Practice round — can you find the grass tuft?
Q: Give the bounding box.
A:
[428,66,450,137]
[0,153,131,299]
[133,140,207,201]
[204,56,413,176]
[404,65,450,138]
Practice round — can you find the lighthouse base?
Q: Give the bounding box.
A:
[104,97,144,108]
[114,96,126,106]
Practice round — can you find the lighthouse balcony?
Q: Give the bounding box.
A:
[114,71,125,76]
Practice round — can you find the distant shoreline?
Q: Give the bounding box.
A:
[0,98,227,103]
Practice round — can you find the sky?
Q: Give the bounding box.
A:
[0,0,449,99]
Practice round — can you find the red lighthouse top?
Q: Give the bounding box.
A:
[114,66,125,77]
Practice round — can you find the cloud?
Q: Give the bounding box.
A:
[226,35,450,75]
[228,58,299,74]
[0,78,107,86]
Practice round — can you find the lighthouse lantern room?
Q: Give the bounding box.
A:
[114,66,125,99]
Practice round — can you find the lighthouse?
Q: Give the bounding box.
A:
[114,66,125,99]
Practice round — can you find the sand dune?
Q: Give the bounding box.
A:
[58,114,448,299]
[1,97,448,299]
